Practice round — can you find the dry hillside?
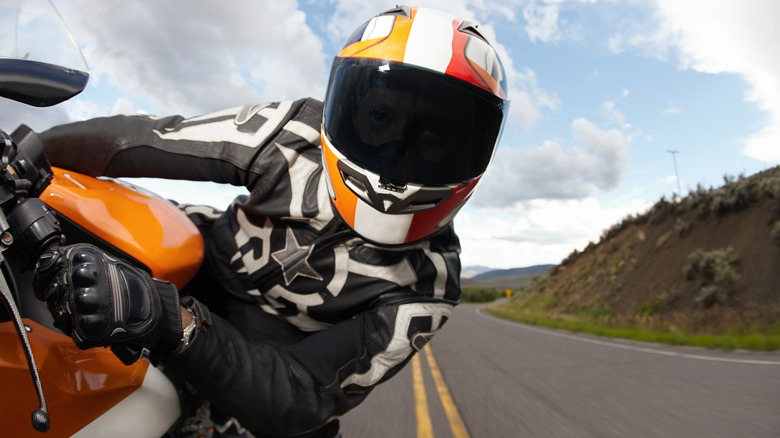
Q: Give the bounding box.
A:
[522,166,780,334]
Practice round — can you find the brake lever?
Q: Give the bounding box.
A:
[0,128,52,432]
[0,241,50,432]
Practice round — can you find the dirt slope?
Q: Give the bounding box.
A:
[531,167,780,334]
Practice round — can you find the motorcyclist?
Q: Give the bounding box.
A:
[33,6,509,437]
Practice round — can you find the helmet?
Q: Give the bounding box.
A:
[321,6,509,245]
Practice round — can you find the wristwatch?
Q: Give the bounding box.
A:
[177,306,197,353]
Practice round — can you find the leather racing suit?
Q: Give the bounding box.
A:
[39,98,462,437]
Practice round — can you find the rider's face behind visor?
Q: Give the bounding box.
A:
[323,58,507,186]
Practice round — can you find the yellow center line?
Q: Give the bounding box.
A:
[424,344,471,438]
[412,353,434,438]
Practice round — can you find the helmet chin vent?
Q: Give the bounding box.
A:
[408,199,442,210]
[344,173,369,199]
[378,177,406,193]
[335,156,454,214]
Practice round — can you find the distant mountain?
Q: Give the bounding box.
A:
[461,265,493,278]
[460,264,556,291]
[470,264,555,281]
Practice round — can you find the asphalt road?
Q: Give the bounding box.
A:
[341,304,780,437]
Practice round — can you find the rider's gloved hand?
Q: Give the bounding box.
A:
[32,243,182,365]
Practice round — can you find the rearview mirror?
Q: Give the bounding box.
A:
[0,0,89,107]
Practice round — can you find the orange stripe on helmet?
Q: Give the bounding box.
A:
[321,135,358,226]
[337,8,416,62]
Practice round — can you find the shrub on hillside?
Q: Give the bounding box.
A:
[560,249,580,266]
[461,287,505,303]
[771,221,780,245]
[683,247,740,308]
[674,217,691,237]
[763,175,780,199]
[711,183,753,216]
[649,195,673,224]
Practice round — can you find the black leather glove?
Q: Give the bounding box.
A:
[33,243,182,365]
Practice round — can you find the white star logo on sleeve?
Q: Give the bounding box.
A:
[271,228,324,286]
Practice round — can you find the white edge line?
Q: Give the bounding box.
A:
[476,305,780,366]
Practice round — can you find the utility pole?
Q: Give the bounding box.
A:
[667,149,681,198]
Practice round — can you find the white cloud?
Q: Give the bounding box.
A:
[523,2,561,42]
[111,98,145,116]
[53,0,558,136]
[611,0,780,163]
[606,2,674,58]
[65,99,108,122]
[520,0,604,44]
[457,196,650,268]
[64,97,145,124]
[662,102,681,115]
[744,123,780,161]
[601,101,630,129]
[475,117,630,206]
[0,99,72,132]
[55,0,328,118]
[658,0,780,163]
[505,68,561,132]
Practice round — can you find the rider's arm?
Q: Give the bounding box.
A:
[163,296,454,436]
[38,99,322,190]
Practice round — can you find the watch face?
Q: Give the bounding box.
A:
[178,308,198,351]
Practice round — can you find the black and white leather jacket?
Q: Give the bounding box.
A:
[40,98,462,436]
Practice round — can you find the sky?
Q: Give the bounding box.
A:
[1,0,779,270]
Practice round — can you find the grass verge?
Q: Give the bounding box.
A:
[485,299,780,351]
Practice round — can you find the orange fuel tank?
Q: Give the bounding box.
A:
[0,320,149,436]
[39,167,204,289]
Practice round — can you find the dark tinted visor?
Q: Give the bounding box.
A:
[324,58,507,185]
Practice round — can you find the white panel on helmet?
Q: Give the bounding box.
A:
[362,15,396,41]
[464,37,504,84]
[354,200,413,244]
[404,9,454,74]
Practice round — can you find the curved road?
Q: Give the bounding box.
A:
[342,303,780,437]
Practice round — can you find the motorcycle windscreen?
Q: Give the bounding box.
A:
[0,0,90,106]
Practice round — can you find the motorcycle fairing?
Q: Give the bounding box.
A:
[40,167,205,289]
[0,319,179,436]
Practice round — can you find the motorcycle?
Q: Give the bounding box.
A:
[1,1,206,435]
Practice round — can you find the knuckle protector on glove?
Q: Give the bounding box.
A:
[62,245,161,348]
[33,247,73,335]
[33,243,181,364]
[33,248,66,303]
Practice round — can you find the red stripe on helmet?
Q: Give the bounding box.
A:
[404,178,481,243]
[445,20,507,99]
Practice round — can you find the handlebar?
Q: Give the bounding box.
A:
[0,125,62,433]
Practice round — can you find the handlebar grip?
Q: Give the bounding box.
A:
[7,198,63,269]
